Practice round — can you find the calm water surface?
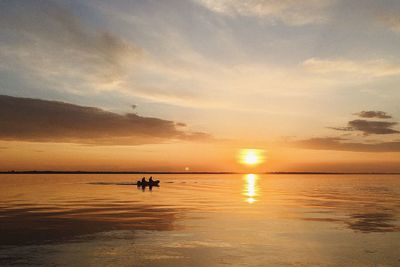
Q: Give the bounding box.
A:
[0,174,400,266]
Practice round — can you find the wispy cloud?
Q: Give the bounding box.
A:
[0,95,210,145]
[0,0,234,109]
[303,58,400,78]
[288,109,400,152]
[193,0,333,25]
[355,111,392,119]
[378,13,400,33]
[0,0,140,92]
[292,137,400,152]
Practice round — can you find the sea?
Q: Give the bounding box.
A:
[0,174,399,266]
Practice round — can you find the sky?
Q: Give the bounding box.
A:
[1,0,400,172]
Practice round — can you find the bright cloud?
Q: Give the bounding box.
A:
[193,0,333,25]
[303,58,400,78]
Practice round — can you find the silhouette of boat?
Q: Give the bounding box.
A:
[136,180,160,187]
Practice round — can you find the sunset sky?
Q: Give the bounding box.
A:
[1,0,400,172]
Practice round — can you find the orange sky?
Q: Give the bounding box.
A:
[1,140,399,172]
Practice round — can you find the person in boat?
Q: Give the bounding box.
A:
[148,177,160,186]
[141,177,146,184]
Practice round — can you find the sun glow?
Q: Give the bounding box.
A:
[239,149,264,166]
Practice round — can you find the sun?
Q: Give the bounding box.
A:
[244,151,259,165]
[239,149,264,166]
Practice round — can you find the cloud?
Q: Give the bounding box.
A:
[0,0,235,109]
[0,95,210,145]
[349,120,399,135]
[291,110,400,152]
[193,0,333,25]
[330,119,399,135]
[378,13,400,33]
[303,58,400,78]
[292,137,400,152]
[355,111,392,119]
[0,0,141,91]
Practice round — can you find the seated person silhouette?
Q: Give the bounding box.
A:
[137,177,147,187]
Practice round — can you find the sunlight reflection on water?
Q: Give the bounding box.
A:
[243,174,258,204]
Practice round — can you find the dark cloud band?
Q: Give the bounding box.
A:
[292,137,400,152]
[329,111,399,135]
[348,119,399,135]
[0,95,210,145]
[355,111,392,119]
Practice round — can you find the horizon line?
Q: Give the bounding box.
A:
[1,170,400,175]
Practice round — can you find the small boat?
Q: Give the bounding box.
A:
[137,180,160,187]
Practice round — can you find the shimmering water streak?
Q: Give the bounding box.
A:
[243,174,258,204]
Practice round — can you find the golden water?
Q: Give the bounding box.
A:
[1,174,400,266]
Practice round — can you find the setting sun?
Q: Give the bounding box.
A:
[239,149,264,166]
[244,151,259,165]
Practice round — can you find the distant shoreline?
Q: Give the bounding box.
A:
[1,171,400,175]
